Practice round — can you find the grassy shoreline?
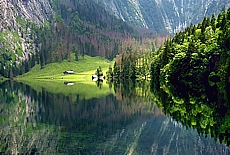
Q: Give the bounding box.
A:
[18,55,114,82]
[14,55,115,99]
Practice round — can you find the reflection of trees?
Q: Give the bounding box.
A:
[95,79,103,88]
[151,79,230,146]
[0,81,160,154]
[113,80,153,104]
[38,86,156,131]
[34,81,161,154]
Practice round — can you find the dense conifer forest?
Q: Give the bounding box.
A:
[151,8,230,91]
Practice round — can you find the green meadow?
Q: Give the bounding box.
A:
[17,55,115,99]
[19,55,114,82]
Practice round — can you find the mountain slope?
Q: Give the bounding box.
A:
[96,0,230,34]
[0,0,153,78]
[0,0,53,76]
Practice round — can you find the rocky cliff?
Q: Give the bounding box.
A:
[0,0,53,29]
[0,0,53,70]
[96,0,230,34]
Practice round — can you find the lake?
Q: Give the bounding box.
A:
[0,80,229,154]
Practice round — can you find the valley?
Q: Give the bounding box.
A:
[0,1,230,154]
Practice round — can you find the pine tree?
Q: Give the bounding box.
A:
[106,66,113,79]
[161,40,171,66]
[211,14,216,31]
[220,12,227,31]
[71,45,78,61]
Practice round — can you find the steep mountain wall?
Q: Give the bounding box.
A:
[96,0,230,34]
[0,0,53,29]
[0,0,53,68]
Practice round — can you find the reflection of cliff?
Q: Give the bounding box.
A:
[0,125,59,154]
[101,116,230,154]
[39,82,163,153]
[0,82,60,154]
[1,81,229,154]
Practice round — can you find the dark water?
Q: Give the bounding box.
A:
[0,81,229,154]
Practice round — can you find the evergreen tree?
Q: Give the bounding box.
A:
[95,66,103,77]
[106,66,113,79]
[71,45,78,61]
[211,14,216,31]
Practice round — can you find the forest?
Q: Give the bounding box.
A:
[151,8,230,92]
[92,8,230,85]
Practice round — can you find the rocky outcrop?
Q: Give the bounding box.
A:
[0,0,53,30]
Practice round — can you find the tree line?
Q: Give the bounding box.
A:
[150,8,230,92]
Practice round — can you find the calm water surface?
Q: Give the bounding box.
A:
[0,81,229,154]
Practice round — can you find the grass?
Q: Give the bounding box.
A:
[17,55,115,99]
[19,55,114,81]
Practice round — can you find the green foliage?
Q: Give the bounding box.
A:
[111,50,152,81]
[106,65,113,79]
[151,8,230,91]
[95,66,103,77]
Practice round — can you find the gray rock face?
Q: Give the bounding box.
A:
[96,0,230,34]
[0,0,53,64]
[13,0,53,23]
[0,0,53,29]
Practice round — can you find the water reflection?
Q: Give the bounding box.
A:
[0,80,229,154]
[64,81,75,86]
[151,79,230,147]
